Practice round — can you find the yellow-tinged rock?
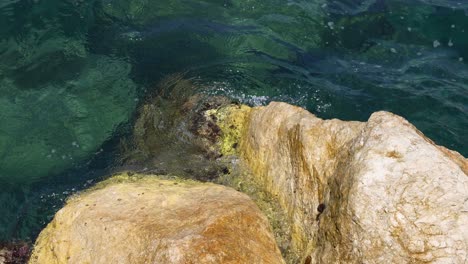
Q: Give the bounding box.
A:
[29,173,284,264]
[209,104,252,155]
[229,102,467,263]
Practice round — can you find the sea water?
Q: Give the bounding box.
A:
[0,0,467,241]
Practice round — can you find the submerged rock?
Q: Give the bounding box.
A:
[118,75,234,181]
[29,173,284,264]
[216,102,467,263]
[0,241,31,264]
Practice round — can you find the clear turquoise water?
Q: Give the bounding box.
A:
[0,0,467,241]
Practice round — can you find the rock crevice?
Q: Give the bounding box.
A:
[227,102,467,263]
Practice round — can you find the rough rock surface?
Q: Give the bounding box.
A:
[118,75,233,181]
[226,102,467,263]
[0,242,30,264]
[29,174,284,264]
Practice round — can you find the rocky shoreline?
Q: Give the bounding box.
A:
[9,80,467,263]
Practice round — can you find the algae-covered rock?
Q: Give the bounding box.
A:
[225,102,467,263]
[207,104,251,156]
[29,173,284,264]
[28,99,467,264]
[235,102,364,257]
[118,75,238,181]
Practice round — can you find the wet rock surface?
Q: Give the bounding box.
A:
[0,242,30,264]
[29,173,284,264]
[118,75,233,182]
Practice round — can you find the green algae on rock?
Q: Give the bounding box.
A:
[117,75,236,181]
[204,104,251,156]
[223,102,468,263]
[30,173,285,264]
[27,99,468,264]
[215,165,298,263]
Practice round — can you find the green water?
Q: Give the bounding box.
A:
[0,0,467,241]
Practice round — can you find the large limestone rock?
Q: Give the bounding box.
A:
[220,102,467,263]
[29,174,284,264]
